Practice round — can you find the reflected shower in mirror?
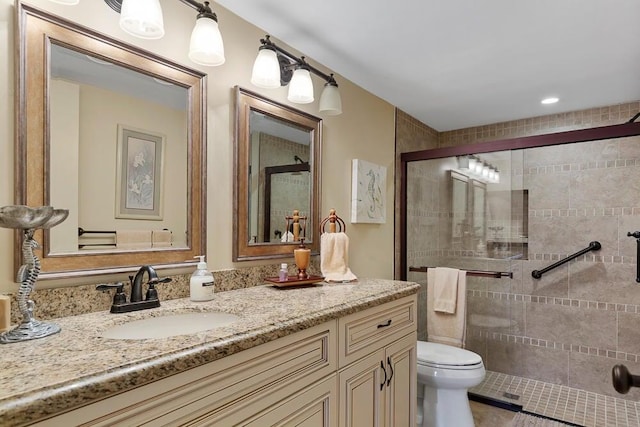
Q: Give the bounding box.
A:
[233,86,322,261]
[248,111,311,244]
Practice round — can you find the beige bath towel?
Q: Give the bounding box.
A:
[427,268,467,347]
[320,232,357,282]
[433,267,460,313]
[116,230,152,249]
[152,230,172,247]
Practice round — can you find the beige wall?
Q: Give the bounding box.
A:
[0,0,396,292]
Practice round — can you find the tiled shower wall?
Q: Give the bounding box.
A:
[397,101,640,401]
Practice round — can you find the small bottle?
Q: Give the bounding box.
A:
[190,255,215,301]
[279,263,288,282]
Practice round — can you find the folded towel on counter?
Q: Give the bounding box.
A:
[116,230,152,249]
[152,229,172,247]
[432,267,461,313]
[320,232,357,282]
[427,267,467,348]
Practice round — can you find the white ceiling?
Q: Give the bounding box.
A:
[217,0,640,132]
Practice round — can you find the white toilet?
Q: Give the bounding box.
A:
[416,341,485,427]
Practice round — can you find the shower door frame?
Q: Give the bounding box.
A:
[398,121,640,280]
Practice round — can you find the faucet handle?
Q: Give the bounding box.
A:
[96,283,127,305]
[145,277,171,301]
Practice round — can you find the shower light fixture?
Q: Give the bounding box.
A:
[51,0,225,67]
[251,35,343,115]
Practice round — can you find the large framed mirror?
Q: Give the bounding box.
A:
[16,4,206,278]
[233,87,322,261]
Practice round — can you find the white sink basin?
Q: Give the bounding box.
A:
[101,312,241,340]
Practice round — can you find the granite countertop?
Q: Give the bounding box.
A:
[0,278,419,426]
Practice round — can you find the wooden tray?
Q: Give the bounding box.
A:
[264,275,325,288]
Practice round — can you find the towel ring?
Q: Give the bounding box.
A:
[320,209,346,234]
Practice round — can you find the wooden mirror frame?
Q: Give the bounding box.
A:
[15,4,207,279]
[233,86,322,261]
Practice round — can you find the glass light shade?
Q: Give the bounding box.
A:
[474,159,483,174]
[468,156,477,171]
[189,16,225,66]
[287,68,314,104]
[457,155,469,170]
[319,83,342,115]
[494,169,500,183]
[120,0,164,40]
[482,163,490,178]
[48,0,80,4]
[251,48,281,88]
[488,168,496,181]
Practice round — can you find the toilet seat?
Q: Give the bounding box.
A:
[417,341,483,370]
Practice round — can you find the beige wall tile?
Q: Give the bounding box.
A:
[569,262,640,305]
[487,340,568,385]
[522,259,569,297]
[569,352,640,401]
[528,215,618,257]
[525,303,617,350]
[618,312,640,355]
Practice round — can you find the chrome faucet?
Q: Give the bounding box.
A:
[96,265,171,313]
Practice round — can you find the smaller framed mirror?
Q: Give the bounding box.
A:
[233,87,322,261]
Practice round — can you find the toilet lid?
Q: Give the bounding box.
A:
[417,341,482,367]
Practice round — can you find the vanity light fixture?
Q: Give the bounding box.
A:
[251,35,343,115]
[51,0,225,66]
[456,155,500,184]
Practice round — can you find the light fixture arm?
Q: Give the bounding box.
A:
[105,0,217,21]
[260,35,337,86]
[179,0,217,21]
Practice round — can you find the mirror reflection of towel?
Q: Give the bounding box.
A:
[116,230,152,249]
[281,231,295,242]
[152,230,172,247]
[320,232,357,282]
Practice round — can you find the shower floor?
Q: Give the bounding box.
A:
[470,371,640,427]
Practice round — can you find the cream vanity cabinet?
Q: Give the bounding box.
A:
[31,295,416,426]
[338,295,417,427]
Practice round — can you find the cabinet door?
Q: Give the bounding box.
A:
[384,332,417,427]
[338,349,386,427]
[243,375,337,426]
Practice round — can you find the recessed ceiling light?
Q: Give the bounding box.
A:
[541,97,559,105]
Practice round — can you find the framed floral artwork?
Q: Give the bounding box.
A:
[351,159,386,223]
[115,125,165,220]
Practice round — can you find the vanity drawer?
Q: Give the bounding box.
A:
[338,294,417,368]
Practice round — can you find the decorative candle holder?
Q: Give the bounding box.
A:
[0,205,69,344]
[294,238,311,280]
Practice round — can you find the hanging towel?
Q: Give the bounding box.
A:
[427,267,467,348]
[116,230,152,249]
[152,230,172,247]
[432,267,460,313]
[320,232,357,282]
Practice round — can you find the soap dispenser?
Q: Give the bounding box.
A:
[190,255,215,301]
